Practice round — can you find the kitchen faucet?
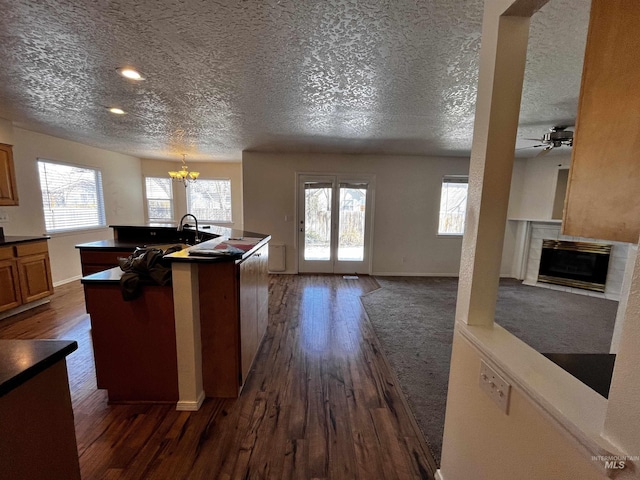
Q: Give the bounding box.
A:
[177,213,200,244]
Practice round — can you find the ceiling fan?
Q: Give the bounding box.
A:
[519,126,574,156]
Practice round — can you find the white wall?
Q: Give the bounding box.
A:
[440,332,607,480]
[243,151,476,276]
[0,118,13,143]
[508,152,572,220]
[0,121,144,284]
[141,159,243,229]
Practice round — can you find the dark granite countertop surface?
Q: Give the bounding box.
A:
[75,239,144,250]
[78,225,270,283]
[81,266,126,284]
[76,224,267,250]
[167,235,270,263]
[0,339,78,397]
[0,235,50,246]
[542,353,616,399]
[81,236,270,285]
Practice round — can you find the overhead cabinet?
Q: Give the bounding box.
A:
[0,144,18,206]
[563,0,640,243]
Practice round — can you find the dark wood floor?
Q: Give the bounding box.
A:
[0,274,436,479]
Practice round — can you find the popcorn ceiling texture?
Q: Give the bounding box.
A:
[0,0,588,161]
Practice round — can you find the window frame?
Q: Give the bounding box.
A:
[186,178,233,224]
[144,176,175,222]
[37,158,107,234]
[437,175,469,237]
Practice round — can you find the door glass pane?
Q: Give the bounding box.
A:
[304,184,332,260]
[338,184,367,261]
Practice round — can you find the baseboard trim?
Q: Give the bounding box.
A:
[175,390,205,411]
[373,272,460,277]
[435,470,445,480]
[54,275,82,287]
[0,298,50,320]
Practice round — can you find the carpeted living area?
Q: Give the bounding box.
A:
[360,276,618,465]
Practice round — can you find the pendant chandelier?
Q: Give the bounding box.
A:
[169,154,200,186]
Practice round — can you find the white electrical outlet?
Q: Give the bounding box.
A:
[0,210,9,222]
[479,360,511,414]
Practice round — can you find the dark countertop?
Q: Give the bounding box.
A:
[80,235,270,284]
[110,224,267,241]
[81,266,126,284]
[76,224,268,251]
[167,234,270,263]
[542,353,616,399]
[0,235,50,246]
[0,339,78,397]
[75,239,145,251]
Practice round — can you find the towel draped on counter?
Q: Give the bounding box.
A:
[118,245,183,301]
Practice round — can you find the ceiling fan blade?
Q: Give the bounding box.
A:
[536,146,553,157]
[516,144,547,151]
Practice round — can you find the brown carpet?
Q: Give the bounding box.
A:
[360,277,618,465]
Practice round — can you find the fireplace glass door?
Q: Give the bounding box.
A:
[538,239,611,292]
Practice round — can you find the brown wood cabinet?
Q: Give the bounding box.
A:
[0,143,18,206]
[563,1,640,243]
[199,242,269,398]
[79,248,134,276]
[239,244,269,381]
[0,258,21,312]
[83,281,179,403]
[0,240,53,313]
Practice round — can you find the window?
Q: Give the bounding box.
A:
[438,176,468,235]
[37,160,106,233]
[145,177,173,221]
[187,179,232,223]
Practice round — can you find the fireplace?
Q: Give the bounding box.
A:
[538,240,612,292]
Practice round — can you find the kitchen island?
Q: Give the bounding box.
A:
[80,225,269,410]
[0,339,80,479]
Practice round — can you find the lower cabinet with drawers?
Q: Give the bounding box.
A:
[0,239,54,315]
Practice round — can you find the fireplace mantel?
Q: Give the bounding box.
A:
[508,219,630,301]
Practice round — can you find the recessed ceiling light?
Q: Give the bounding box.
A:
[117,67,144,81]
[108,107,126,115]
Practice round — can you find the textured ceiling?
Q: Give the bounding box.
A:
[0,0,589,161]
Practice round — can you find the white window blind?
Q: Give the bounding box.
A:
[187,179,232,223]
[145,177,173,221]
[438,176,469,235]
[38,160,106,233]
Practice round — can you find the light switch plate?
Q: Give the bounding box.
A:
[479,360,511,414]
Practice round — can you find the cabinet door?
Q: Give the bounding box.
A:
[239,254,258,382]
[17,254,54,304]
[0,259,21,312]
[563,1,640,243]
[256,244,269,339]
[79,249,134,276]
[0,144,19,206]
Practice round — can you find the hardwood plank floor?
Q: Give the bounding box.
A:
[0,274,437,479]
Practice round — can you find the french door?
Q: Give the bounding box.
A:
[297,174,374,274]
